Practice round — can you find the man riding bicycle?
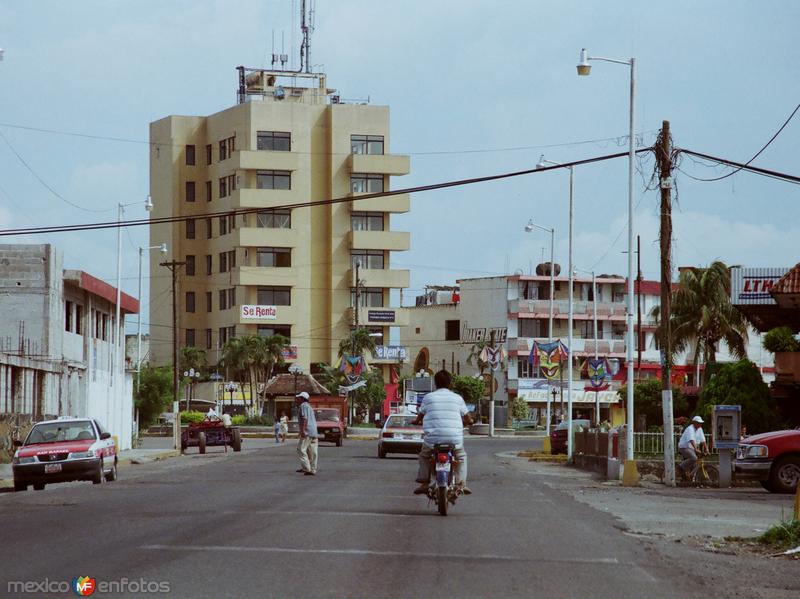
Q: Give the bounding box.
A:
[411,370,473,496]
[677,415,708,480]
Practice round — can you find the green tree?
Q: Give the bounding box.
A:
[617,379,688,429]
[696,360,783,434]
[353,368,385,422]
[652,261,750,381]
[763,327,800,353]
[338,328,378,359]
[511,395,530,421]
[135,365,173,428]
[452,374,485,409]
[179,346,208,377]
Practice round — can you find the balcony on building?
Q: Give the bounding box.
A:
[347,306,409,327]
[230,150,300,172]
[508,298,627,320]
[349,230,410,252]
[233,188,301,210]
[236,227,297,249]
[347,153,410,176]
[348,192,410,214]
[233,266,299,287]
[348,267,409,289]
[511,336,627,358]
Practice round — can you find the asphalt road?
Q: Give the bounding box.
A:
[0,438,740,598]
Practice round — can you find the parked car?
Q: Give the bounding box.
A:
[734,429,800,493]
[378,414,424,458]
[549,419,592,454]
[12,417,118,492]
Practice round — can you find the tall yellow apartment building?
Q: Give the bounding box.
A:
[148,69,410,375]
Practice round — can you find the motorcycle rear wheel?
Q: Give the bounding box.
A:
[437,486,448,516]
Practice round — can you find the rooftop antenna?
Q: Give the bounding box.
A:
[300,0,315,73]
[271,31,278,68]
[280,32,288,69]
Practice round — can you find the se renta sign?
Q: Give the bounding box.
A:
[240,305,278,320]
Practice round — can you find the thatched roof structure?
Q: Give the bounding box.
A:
[262,373,330,397]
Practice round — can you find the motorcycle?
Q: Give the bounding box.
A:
[426,443,461,516]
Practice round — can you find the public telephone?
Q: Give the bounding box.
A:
[712,405,741,450]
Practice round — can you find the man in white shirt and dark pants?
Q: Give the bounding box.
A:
[677,415,708,480]
[412,370,473,495]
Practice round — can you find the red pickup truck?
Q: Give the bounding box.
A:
[309,396,348,447]
[734,429,800,493]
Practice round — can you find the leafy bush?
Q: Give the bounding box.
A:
[243,415,273,426]
[511,395,529,421]
[180,411,206,424]
[763,327,800,353]
[697,360,783,434]
[231,415,247,426]
[617,379,689,428]
[134,366,174,428]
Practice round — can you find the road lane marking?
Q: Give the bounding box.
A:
[220,507,551,519]
[141,544,619,565]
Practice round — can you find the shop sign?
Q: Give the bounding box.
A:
[373,345,407,361]
[730,267,788,306]
[241,305,278,319]
[368,310,395,323]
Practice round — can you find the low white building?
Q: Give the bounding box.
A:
[0,244,138,449]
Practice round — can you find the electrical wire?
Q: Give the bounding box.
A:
[674,103,800,182]
[0,130,115,214]
[0,121,657,157]
[0,148,649,237]
[675,148,800,185]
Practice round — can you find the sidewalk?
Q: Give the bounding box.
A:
[501,451,796,541]
[0,447,180,489]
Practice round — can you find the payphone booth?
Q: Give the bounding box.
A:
[712,405,741,487]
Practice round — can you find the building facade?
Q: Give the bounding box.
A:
[149,68,410,376]
[406,268,772,426]
[0,245,138,449]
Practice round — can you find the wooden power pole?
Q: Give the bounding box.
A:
[160,260,186,414]
[656,121,676,487]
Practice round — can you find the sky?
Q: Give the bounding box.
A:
[0,0,798,335]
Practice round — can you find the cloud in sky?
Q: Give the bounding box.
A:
[0,0,798,306]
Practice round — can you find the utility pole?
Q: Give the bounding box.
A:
[637,234,642,379]
[656,121,676,487]
[488,330,496,438]
[160,260,186,418]
[350,260,361,423]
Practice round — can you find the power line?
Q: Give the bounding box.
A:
[0,148,647,237]
[676,148,800,185]
[0,120,656,157]
[674,102,800,182]
[0,130,114,214]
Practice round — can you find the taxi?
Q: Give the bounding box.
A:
[12,417,118,492]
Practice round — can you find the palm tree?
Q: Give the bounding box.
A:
[652,261,750,381]
[179,346,207,376]
[220,336,258,414]
[338,328,378,359]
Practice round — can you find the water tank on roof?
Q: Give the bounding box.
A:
[536,262,561,277]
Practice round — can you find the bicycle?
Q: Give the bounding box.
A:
[686,454,719,487]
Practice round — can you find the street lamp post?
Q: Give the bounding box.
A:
[577,48,638,483]
[113,196,153,442]
[523,219,555,436]
[536,156,575,460]
[182,368,201,407]
[137,243,167,390]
